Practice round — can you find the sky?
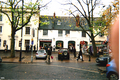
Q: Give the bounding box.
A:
[0,0,114,17]
[40,0,114,17]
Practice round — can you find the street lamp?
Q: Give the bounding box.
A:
[19,0,24,62]
[31,28,37,63]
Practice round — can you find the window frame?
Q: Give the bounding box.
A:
[65,30,70,35]
[25,27,30,34]
[0,15,2,21]
[0,26,2,33]
[58,30,63,37]
[43,30,48,36]
[82,31,86,37]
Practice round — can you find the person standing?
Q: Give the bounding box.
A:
[73,47,76,58]
[77,48,83,61]
[53,45,55,52]
[5,45,8,53]
[46,48,52,63]
[34,45,36,52]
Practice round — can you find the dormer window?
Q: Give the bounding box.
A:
[44,20,48,22]
[57,20,61,25]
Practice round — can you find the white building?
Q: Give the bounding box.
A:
[0,13,39,51]
[0,13,107,52]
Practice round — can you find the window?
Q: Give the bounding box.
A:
[56,41,63,49]
[0,15,2,21]
[25,40,30,47]
[25,27,30,34]
[0,26,2,33]
[43,30,48,36]
[32,29,35,37]
[3,40,6,47]
[58,30,63,37]
[82,31,86,37]
[57,20,61,25]
[65,30,70,35]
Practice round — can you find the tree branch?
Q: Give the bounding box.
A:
[14,0,22,9]
[94,27,107,38]
[77,0,87,17]
[0,1,10,6]
[0,10,12,23]
[40,0,51,9]
[16,9,34,31]
[89,0,97,13]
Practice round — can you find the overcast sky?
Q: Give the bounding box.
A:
[0,0,114,17]
[40,0,114,17]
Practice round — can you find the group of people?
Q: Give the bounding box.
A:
[69,46,83,61]
[69,46,77,58]
[26,44,36,53]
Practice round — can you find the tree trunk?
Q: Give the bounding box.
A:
[91,34,97,56]
[10,28,15,58]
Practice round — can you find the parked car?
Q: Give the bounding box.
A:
[36,49,47,59]
[106,59,119,80]
[0,57,2,63]
[58,48,70,60]
[96,54,111,65]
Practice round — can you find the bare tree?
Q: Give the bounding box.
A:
[62,0,107,56]
[0,0,51,57]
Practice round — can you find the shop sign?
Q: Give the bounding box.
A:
[39,39,52,41]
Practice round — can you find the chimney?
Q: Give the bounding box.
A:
[76,15,79,27]
[53,12,56,18]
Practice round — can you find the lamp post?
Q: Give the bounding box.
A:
[19,0,24,62]
[31,38,33,63]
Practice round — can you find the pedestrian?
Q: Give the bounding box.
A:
[98,49,103,57]
[30,45,32,52]
[5,44,8,53]
[53,45,55,52]
[73,47,76,58]
[26,44,29,53]
[34,45,36,52]
[46,48,52,63]
[45,45,47,52]
[25,44,27,53]
[77,48,83,61]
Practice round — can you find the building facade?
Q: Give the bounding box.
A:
[0,13,107,52]
[0,13,39,51]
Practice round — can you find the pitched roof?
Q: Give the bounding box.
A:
[38,15,89,31]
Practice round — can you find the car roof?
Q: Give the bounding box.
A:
[38,49,45,50]
[60,48,68,49]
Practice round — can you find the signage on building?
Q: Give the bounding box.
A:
[39,39,52,42]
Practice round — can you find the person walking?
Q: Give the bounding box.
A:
[77,48,83,61]
[46,48,52,63]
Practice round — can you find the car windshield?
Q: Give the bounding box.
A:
[38,50,45,53]
[60,49,68,52]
